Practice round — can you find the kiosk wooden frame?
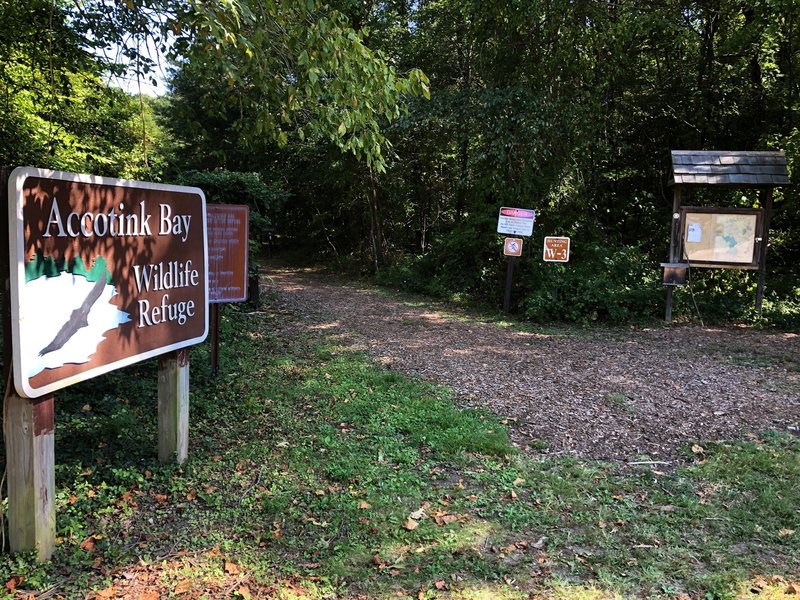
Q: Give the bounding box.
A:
[664,150,791,322]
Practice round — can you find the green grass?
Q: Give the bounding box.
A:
[0,298,798,598]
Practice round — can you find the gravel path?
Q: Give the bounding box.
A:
[264,266,800,463]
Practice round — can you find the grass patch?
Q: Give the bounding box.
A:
[0,298,798,598]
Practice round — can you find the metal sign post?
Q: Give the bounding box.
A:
[502,237,523,312]
[497,207,534,313]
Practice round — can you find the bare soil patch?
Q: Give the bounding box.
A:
[263,266,800,463]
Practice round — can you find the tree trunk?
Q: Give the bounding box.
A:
[367,170,386,272]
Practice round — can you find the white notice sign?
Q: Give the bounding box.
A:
[687,223,703,243]
[497,207,535,237]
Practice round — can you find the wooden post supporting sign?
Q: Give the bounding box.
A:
[158,349,190,465]
[502,237,523,313]
[755,188,774,315]
[3,391,56,559]
[2,166,56,559]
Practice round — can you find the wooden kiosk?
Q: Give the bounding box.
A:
[664,150,791,322]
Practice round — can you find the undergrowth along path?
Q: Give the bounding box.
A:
[264,265,800,463]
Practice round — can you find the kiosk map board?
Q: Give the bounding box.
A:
[8,167,208,398]
[681,207,761,268]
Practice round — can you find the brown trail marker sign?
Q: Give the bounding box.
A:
[543,236,570,262]
[4,166,208,559]
[206,204,249,374]
[503,237,523,257]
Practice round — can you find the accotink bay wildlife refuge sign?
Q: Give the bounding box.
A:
[8,167,208,398]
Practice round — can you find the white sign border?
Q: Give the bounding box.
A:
[8,166,210,398]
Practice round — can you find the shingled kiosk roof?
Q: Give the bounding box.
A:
[670,150,790,187]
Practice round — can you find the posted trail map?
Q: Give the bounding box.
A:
[682,210,759,266]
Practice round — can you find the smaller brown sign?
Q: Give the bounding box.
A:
[503,237,523,257]
[207,204,249,303]
[543,236,570,262]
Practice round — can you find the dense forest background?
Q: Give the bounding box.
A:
[1,0,798,326]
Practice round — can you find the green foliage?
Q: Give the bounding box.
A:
[0,0,173,179]
[175,170,288,241]
[137,0,428,171]
[523,244,663,324]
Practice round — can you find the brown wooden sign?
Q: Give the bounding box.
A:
[543,236,570,262]
[207,204,249,303]
[8,167,208,398]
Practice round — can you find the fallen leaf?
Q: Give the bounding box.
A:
[314,489,326,496]
[237,585,252,599]
[691,444,705,454]
[779,528,795,537]
[139,591,159,600]
[513,477,525,485]
[225,561,241,575]
[409,508,426,520]
[95,586,116,599]
[175,580,192,594]
[786,582,800,595]
[434,514,459,526]
[510,490,518,500]
[358,501,371,509]
[5,575,24,592]
[80,536,97,553]
[82,404,92,412]
[435,580,447,590]
[117,491,138,509]
[404,518,419,531]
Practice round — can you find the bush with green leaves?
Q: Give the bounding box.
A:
[176,170,288,243]
[521,243,662,323]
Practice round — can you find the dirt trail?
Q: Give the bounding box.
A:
[263,266,800,463]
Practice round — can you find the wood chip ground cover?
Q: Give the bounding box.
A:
[264,267,800,463]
